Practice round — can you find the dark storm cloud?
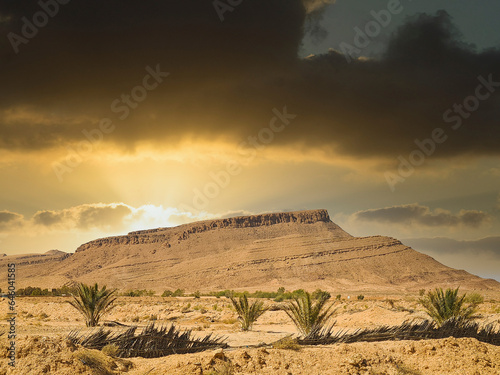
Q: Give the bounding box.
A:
[0,3,499,160]
[355,204,490,228]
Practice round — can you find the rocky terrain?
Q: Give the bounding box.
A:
[1,209,499,292]
[1,295,499,374]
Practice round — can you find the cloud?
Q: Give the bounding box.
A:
[0,210,24,230]
[303,0,336,13]
[8,203,215,234]
[32,210,64,227]
[33,203,133,231]
[1,202,260,236]
[402,236,500,255]
[0,4,498,164]
[354,204,490,228]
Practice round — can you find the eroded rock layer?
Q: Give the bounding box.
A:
[1,209,498,292]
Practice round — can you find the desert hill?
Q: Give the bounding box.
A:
[1,209,499,292]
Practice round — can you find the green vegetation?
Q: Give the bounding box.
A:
[121,289,155,297]
[68,283,117,327]
[162,288,184,297]
[229,294,268,331]
[283,291,335,336]
[16,285,77,297]
[464,292,484,305]
[357,295,365,300]
[312,289,331,300]
[209,288,331,301]
[418,287,479,326]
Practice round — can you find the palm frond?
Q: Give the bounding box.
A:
[297,318,500,347]
[68,323,228,358]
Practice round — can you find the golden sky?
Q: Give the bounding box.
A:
[0,0,499,280]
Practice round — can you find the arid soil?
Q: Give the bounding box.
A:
[1,295,499,374]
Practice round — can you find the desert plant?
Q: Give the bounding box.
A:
[68,323,228,358]
[75,349,117,375]
[283,292,335,336]
[122,289,155,297]
[272,336,301,351]
[207,361,234,375]
[68,283,117,327]
[418,287,478,326]
[312,289,331,300]
[357,295,365,300]
[101,344,120,357]
[464,292,484,306]
[162,289,173,297]
[385,299,395,308]
[229,295,267,331]
[172,288,184,297]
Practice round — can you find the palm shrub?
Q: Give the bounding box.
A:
[418,287,479,327]
[69,283,117,327]
[229,294,267,331]
[283,292,335,336]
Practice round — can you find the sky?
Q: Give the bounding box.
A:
[0,0,499,281]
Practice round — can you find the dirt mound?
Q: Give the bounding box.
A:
[2,335,498,374]
[0,336,133,375]
[158,338,500,374]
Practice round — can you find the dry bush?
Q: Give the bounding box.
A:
[101,344,119,357]
[74,349,117,375]
[272,336,301,351]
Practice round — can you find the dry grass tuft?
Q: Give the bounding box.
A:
[101,344,119,357]
[272,336,301,351]
[74,348,117,375]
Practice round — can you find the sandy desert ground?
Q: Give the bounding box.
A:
[0,294,499,374]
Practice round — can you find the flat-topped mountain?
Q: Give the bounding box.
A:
[1,209,499,292]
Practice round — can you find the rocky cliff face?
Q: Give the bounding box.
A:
[75,209,340,253]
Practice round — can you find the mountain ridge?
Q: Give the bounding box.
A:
[1,209,499,293]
